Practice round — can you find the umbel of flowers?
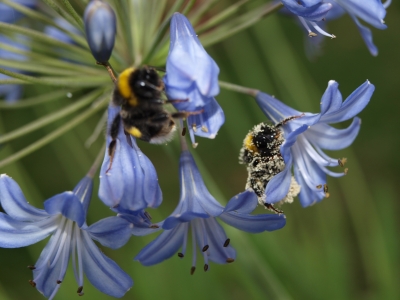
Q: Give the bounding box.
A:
[0,0,388,299]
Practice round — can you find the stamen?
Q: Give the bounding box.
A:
[223,239,230,247]
[150,224,159,229]
[298,17,317,37]
[178,253,184,258]
[77,286,83,294]
[310,22,336,38]
[192,123,197,132]
[344,168,348,175]
[27,265,36,270]
[201,125,208,133]
[182,127,187,136]
[28,280,36,287]
[324,184,330,197]
[338,158,347,167]
[57,280,62,284]
[226,258,235,263]
[204,264,209,272]
[316,184,322,189]
[190,266,196,275]
[202,245,209,252]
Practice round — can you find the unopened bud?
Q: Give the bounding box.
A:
[84,0,116,63]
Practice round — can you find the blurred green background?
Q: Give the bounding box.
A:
[0,1,399,299]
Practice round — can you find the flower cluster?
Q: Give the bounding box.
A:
[0,0,388,299]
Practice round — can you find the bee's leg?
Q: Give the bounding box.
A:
[264,203,284,214]
[171,109,204,119]
[106,114,121,173]
[275,113,305,128]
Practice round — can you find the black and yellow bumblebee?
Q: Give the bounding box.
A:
[239,116,300,213]
[107,66,194,170]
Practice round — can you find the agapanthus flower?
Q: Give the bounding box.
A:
[0,174,133,299]
[163,13,224,146]
[84,0,116,63]
[135,150,286,273]
[44,18,82,45]
[255,80,374,207]
[0,0,37,23]
[281,0,335,38]
[99,105,162,212]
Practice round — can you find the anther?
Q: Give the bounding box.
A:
[201,126,208,133]
[28,280,36,287]
[338,158,347,167]
[344,168,348,175]
[226,258,235,263]
[308,32,317,37]
[177,253,184,258]
[323,184,328,194]
[57,280,62,284]
[182,127,187,136]
[204,264,209,272]
[77,286,84,295]
[192,123,197,132]
[27,265,36,270]
[150,224,159,229]
[316,184,322,189]
[190,266,196,275]
[223,239,230,247]
[202,245,209,252]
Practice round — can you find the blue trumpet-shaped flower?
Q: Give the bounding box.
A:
[84,0,116,63]
[0,0,37,23]
[255,80,374,207]
[135,150,286,272]
[99,105,162,212]
[163,13,224,145]
[0,174,133,299]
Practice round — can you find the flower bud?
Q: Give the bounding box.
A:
[84,0,116,63]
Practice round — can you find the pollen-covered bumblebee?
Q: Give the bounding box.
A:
[239,116,301,213]
[107,66,190,170]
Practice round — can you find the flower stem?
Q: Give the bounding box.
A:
[218,80,259,97]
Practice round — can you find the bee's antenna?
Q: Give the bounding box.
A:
[96,61,117,83]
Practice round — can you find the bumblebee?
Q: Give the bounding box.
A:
[107,66,191,170]
[239,116,300,213]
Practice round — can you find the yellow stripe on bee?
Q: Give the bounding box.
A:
[244,133,258,153]
[118,67,135,98]
[127,127,142,138]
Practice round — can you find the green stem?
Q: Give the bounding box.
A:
[219,80,259,96]
[60,0,84,29]
[0,89,105,144]
[0,94,109,169]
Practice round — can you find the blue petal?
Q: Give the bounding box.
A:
[0,213,57,248]
[165,13,219,97]
[0,0,37,23]
[350,14,378,56]
[135,223,187,266]
[219,211,286,233]
[44,18,81,44]
[304,117,361,150]
[81,231,133,298]
[86,216,132,249]
[255,91,300,124]
[186,97,225,139]
[320,80,343,116]
[265,159,293,204]
[336,0,387,29]
[281,0,332,21]
[320,81,374,123]
[294,163,324,207]
[162,151,224,230]
[0,174,48,221]
[165,82,211,111]
[99,105,162,211]
[117,209,161,236]
[44,192,85,227]
[72,176,93,216]
[224,190,258,214]
[195,218,236,264]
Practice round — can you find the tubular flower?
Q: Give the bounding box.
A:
[255,80,374,207]
[0,174,133,299]
[281,0,335,38]
[163,13,224,145]
[99,105,163,212]
[135,151,286,272]
[84,0,116,63]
